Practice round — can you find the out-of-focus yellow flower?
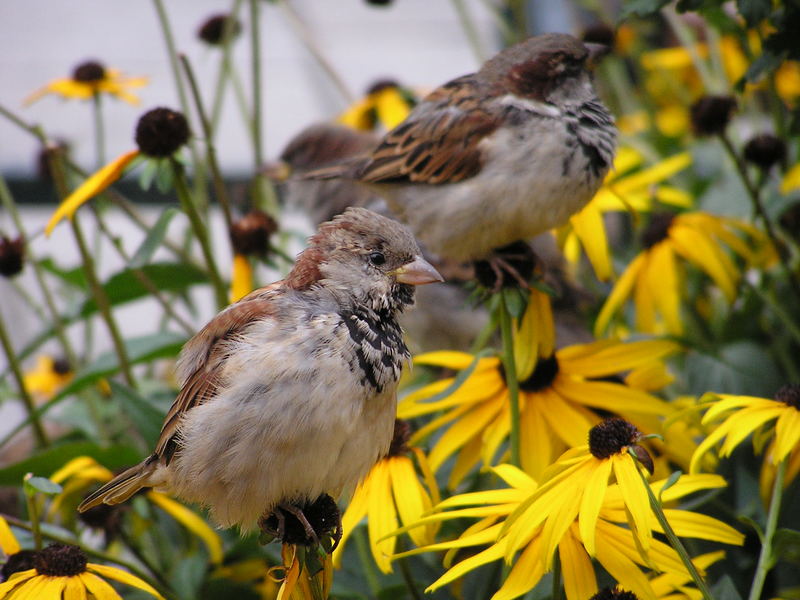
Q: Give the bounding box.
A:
[212,558,279,600]
[22,356,73,401]
[230,254,253,302]
[335,420,439,573]
[782,162,800,194]
[402,304,679,482]
[691,385,800,475]
[0,539,164,599]
[25,60,147,106]
[337,81,417,131]
[49,456,224,565]
[595,212,772,336]
[557,148,692,281]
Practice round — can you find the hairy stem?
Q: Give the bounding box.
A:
[499,300,521,468]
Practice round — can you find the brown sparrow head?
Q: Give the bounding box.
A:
[78,208,442,536]
[306,33,616,264]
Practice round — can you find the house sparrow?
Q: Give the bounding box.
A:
[79,208,443,537]
[307,33,616,265]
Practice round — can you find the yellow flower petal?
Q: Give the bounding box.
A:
[79,572,122,600]
[50,456,112,485]
[413,351,480,370]
[373,87,413,129]
[427,544,505,592]
[389,457,433,547]
[560,527,597,600]
[559,339,680,376]
[774,408,800,463]
[146,492,224,565]
[88,564,165,599]
[595,252,647,336]
[492,534,546,600]
[579,458,612,556]
[612,454,652,551]
[570,202,612,280]
[669,221,738,300]
[336,96,376,131]
[45,150,139,236]
[230,254,253,303]
[781,162,800,194]
[367,461,397,573]
[0,516,20,555]
[659,510,744,546]
[594,531,657,600]
[64,577,88,600]
[429,398,502,472]
[648,243,682,334]
[613,152,692,195]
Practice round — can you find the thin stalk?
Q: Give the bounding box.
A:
[450,0,486,63]
[354,527,381,596]
[0,311,49,447]
[2,513,174,599]
[44,151,136,388]
[92,93,106,167]
[23,481,43,550]
[209,0,249,137]
[396,538,424,600]
[249,0,279,215]
[748,459,786,600]
[719,132,800,298]
[180,53,234,231]
[747,280,800,346]
[171,159,228,309]
[662,8,719,93]
[632,457,713,600]
[276,0,355,103]
[151,0,208,206]
[498,300,521,468]
[10,280,47,322]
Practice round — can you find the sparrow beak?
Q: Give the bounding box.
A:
[391,256,444,285]
[261,160,292,183]
[583,42,611,70]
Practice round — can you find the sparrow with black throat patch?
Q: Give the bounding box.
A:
[78,208,443,545]
[306,33,616,284]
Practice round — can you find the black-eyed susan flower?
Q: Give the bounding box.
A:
[689,95,737,137]
[45,107,190,236]
[48,456,223,565]
[334,420,439,573]
[0,542,163,599]
[556,147,692,281]
[690,384,800,475]
[393,452,740,600]
[337,80,417,132]
[22,356,72,402]
[229,210,278,302]
[197,14,241,46]
[743,134,787,172]
[594,211,773,337]
[401,299,679,482]
[25,61,147,106]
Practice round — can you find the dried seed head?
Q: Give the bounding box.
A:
[743,134,787,171]
[387,419,412,457]
[229,210,278,256]
[52,357,72,375]
[0,236,25,278]
[589,418,642,459]
[72,61,106,83]
[590,588,639,600]
[260,495,340,547]
[775,383,800,410]
[641,213,675,250]
[33,544,87,577]
[690,95,737,137]
[197,14,241,45]
[1,550,37,581]
[134,107,190,158]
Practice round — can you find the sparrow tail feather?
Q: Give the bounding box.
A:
[77,459,156,512]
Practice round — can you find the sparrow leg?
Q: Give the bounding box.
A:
[474,241,538,292]
[278,502,321,547]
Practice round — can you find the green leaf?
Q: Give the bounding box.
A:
[685,342,782,397]
[79,262,207,318]
[38,257,88,290]
[109,381,166,449]
[658,470,683,501]
[129,208,180,269]
[155,160,176,194]
[0,442,141,486]
[711,576,743,600]
[502,288,527,319]
[775,528,800,565]
[620,0,671,19]
[138,158,159,191]
[738,515,765,543]
[744,50,785,84]
[24,475,63,496]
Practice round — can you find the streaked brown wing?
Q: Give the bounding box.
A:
[356,75,500,185]
[155,291,278,463]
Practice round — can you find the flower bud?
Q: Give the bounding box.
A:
[690,95,737,136]
[72,61,106,83]
[0,235,25,278]
[229,210,278,256]
[197,14,241,45]
[743,133,787,170]
[134,107,190,158]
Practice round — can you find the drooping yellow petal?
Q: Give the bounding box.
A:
[648,243,683,334]
[50,456,113,485]
[594,531,657,600]
[367,461,398,573]
[412,351,480,370]
[334,475,370,567]
[389,457,433,547]
[560,338,681,376]
[429,398,503,472]
[88,564,165,599]
[0,570,36,598]
[669,221,738,300]
[24,78,94,104]
[782,162,800,194]
[613,153,692,196]
[612,454,652,551]
[230,254,253,303]
[579,457,612,556]
[45,150,139,236]
[570,201,612,280]
[0,516,20,555]
[773,408,800,463]
[658,510,744,545]
[64,577,89,600]
[79,572,123,600]
[594,252,648,336]
[560,526,597,600]
[427,544,506,592]
[146,492,223,565]
[492,534,547,600]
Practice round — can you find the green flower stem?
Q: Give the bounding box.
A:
[44,151,136,388]
[498,300,521,468]
[631,457,713,600]
[2,513,174,599]
[354,526,381,596]
[171,159,228,309]
[92,93,105,167]
[249,0,279,216]
[180,53,234,231]
[718,132,800,299]
[210,0,247,137]
[748,458,786,600]
[450,0,486,63]
[22,477,43,550]
[152,0,208,208]
[276,0,355,103]
[396,538,424,600]
[0,311,49,448]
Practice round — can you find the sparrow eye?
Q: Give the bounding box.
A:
[368,251,386,266]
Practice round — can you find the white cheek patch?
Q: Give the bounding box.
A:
[496,94,562,118]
